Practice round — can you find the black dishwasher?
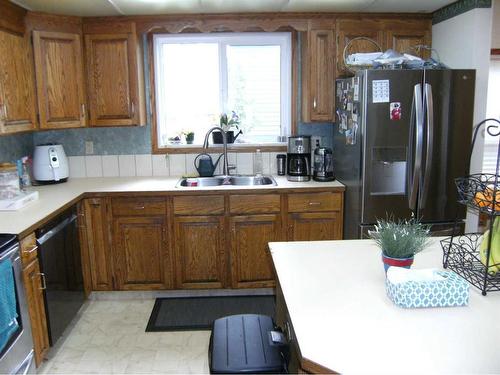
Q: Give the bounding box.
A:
[36,208,85,346]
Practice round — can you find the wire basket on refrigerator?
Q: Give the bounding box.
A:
[441,118,500,295]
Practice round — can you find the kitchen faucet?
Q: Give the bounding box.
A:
[203,127,230,176]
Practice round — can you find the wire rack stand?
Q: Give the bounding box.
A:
[441,118,500,295]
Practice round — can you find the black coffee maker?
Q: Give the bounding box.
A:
[287,136,311,182]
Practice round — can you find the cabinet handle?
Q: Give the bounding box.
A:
[313,98,317,109]
[308,202,321,206]
[89,200,101,207]
[81,104,85,119]
[22,245,38,256]
[38,272,47,290]
[285,321,292,342]
[131,101,135,117]
[134,204,145,210]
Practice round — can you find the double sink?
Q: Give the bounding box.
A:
[176,175,277,188]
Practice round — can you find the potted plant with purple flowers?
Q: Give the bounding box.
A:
[212,111,243,144]
[369,217,431,273]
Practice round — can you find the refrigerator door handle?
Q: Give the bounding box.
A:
[409,84,423,212]
[420,83,434,208]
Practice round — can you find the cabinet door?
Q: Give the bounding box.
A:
[386,29,431,59]
[230,214,282,288]
[303,29,335,122]
[85,33,140,126]
[288,212,342,241]
[113,215,170,290]
[336,20,384,77]
[33,31,86,129]
[82,198,113,290]
[23,259,49,367]
[0,30,37,134]
[174,216,226,289]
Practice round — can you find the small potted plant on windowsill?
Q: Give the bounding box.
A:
[213,111,243,144]
[183,130,195,144]
[369,217,431,273]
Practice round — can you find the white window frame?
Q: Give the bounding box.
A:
[153,32,292,148]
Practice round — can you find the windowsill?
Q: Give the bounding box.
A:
[153,143,287,154]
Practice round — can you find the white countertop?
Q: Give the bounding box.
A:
[0,176,344,235]
[269,239,500,374]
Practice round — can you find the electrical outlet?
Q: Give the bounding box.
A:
[311,136,322,149]
[85,141,94,155]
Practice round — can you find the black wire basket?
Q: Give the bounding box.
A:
[442,118,500,295]
[455,173,500,216]
[441,234,500,293]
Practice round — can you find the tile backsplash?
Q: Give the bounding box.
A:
[68,152,282,178]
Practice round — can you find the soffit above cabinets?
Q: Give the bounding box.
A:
[10,0,455,16]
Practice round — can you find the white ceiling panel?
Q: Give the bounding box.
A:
[283,0,373,13]
[9,0,457,16]
[363,0,454,13]
[199,0,289,13]
[11,0,121,16]
[111,0,202,15]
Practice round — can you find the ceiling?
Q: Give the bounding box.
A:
[10,0,455,17]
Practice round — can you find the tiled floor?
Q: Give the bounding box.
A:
[38,299,211,374]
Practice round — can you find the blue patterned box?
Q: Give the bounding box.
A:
[385,268,469,308]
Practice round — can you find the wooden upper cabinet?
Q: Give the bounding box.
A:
[84,33,141,126]
[336,19,384,77]
[0,29,37,134]
[386,29,431,59]
[383,19,432,59]
[302,28,335,122]
[32,30,86,129]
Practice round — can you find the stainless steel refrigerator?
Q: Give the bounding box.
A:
[333,69,475,239]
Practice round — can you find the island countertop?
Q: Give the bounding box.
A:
[0,176,344,236]
[269,238,500,374]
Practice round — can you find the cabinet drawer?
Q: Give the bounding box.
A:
[20,232,38,265]
[229,194,281,214]
[173,195,224,215]
[112,197,166,216]
[288,192,342,212]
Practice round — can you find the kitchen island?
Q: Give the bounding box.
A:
[269,239,500,374]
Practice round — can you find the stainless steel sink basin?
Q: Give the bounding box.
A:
[176,175,277,188]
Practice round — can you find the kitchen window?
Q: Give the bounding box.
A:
[153,32,292,149]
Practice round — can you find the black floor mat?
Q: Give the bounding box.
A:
[145,295,276,331]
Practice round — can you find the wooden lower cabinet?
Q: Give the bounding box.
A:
[288,211,342,241]
[22,258,49,367]
[174,215,226,289]
[81,198,114,290]
[112,215,171,290]
[230,214,282,288]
